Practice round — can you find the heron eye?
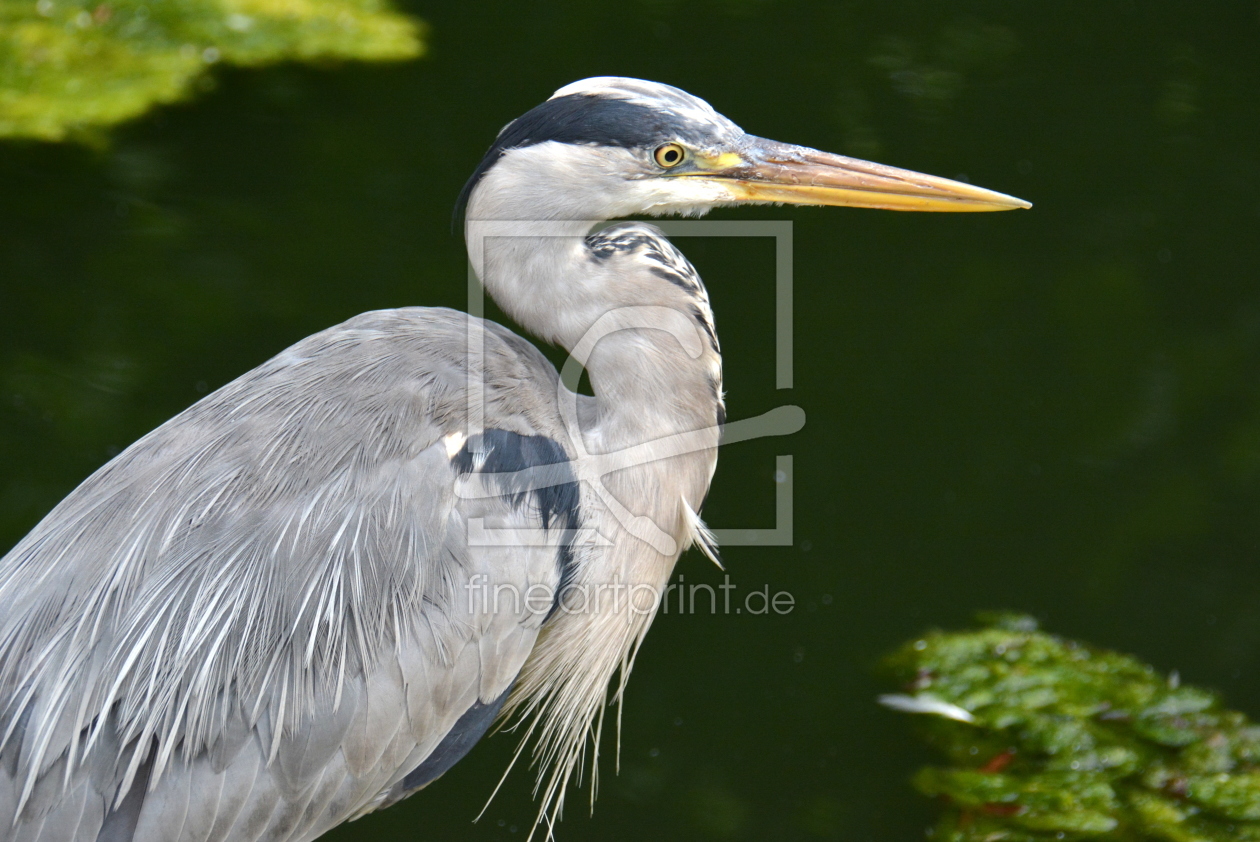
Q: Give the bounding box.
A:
[654,143,686,168]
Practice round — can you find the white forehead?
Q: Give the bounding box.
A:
[551,77,728,128]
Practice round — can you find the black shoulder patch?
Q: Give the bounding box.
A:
[398,685,511,793]
[451,430,580,594]
[456,93,710,226]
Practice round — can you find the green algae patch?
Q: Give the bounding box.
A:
[0,0,424,141]
[883,614,1260,840]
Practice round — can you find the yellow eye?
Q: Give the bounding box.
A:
[654,143,686,168]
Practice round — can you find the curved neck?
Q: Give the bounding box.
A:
[465,217,600,349]
[465,173,724,447]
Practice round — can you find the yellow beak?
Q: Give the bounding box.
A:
[684,137,1031,213]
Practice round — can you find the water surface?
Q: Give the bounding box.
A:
[2,2,1259,839]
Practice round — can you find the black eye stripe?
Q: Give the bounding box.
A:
[457,96,720,224]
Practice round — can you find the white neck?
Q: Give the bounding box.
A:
[464,146,725,449]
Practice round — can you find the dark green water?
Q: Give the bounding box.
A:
[3,1,1260,839]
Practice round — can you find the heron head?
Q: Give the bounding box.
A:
[459,76,1030,226]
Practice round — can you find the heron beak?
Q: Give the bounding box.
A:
[683,137,1031,212]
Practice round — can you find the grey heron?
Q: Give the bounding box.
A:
[0,77,1028,841]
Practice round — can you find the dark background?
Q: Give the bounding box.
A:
[3,1,1260,839]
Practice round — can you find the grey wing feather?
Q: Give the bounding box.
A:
[0,308,579,841]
